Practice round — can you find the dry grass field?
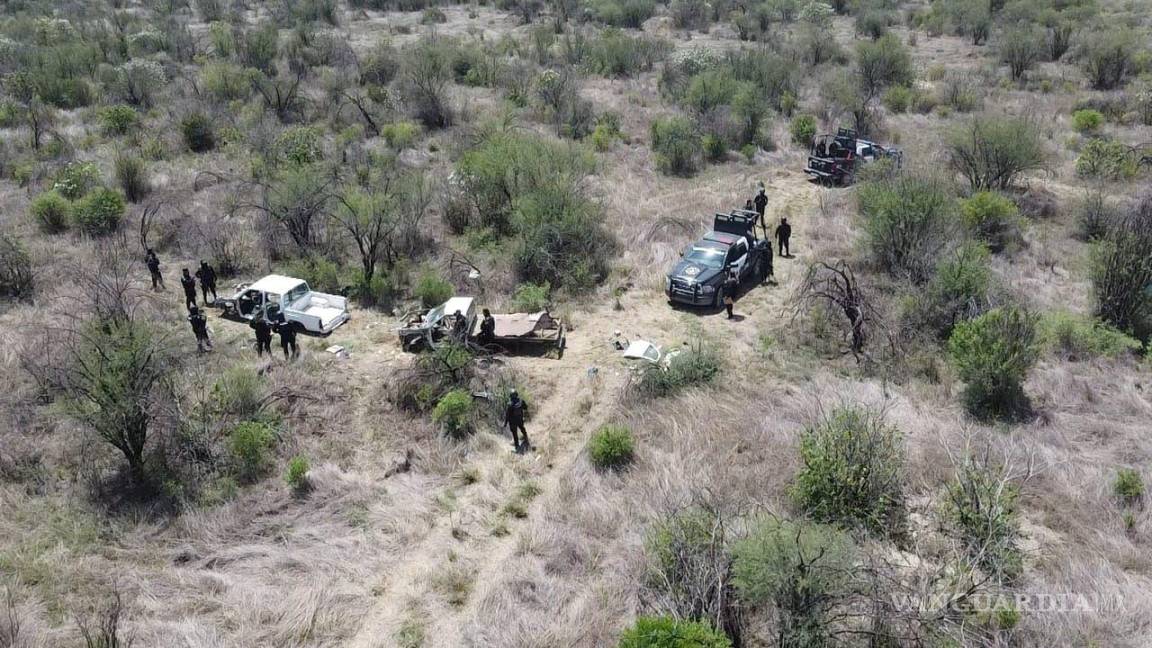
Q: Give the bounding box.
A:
[0,0,1151,646]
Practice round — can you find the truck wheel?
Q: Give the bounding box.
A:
[713,285,725,309]
[757,257,768,281]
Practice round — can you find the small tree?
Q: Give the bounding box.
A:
[998,26,1042,81]
[74,189,127,236]
[0,235,34,300]
[855,34,914,100]
[116,60,166,109]
[1078,29,1137,90]
[181,113,216,153]
[400,38,455,129]
[905,242,994,340]
[946,116,1045,191]
[948,307,1039,421]
[1091,196,1152,341]
[247,164,339,251]
[651,116,702,176]
[857,174,959,283]
[793,406,906,539]
[114,155,150,203]
[943,446,1027,582]
[960,191,1021,253]
[432,389,473,437]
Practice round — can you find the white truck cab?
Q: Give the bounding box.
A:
[220,274,349,335]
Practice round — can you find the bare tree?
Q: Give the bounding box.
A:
[791,260,885,360]
[233,165,340,252]
[76,590,134,648]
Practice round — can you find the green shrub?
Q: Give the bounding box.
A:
[229,421,277,482]
[651,116,701,177]
[382,121,421,149]
[100,105,138,136]
[586,30,671,78]
[587,0,657,28]
[511,282,550,312]
[413,269,453,307]
[617,617,732,648]
[1075,138,1137,180]
[274,126,323,166]
[946,116,1044,191]
[881,85,913,113]
[53,161,101,200]
[635,342,721,398]
[1091,198,1152,341]
[0,235,34,300]
[960,191,1021,253]
[855,33,914,97]
[213,366,266,419]
[944,452,1022,581]
[73,188,126,236]
[643,506,735,629]
[701,133,727,162]
[998,26,1042,81]
[948,307,1039,421]
[201,62,254,102]
[793,406,906,538]
[421,6,447,23]
[905,242,993,340]
[732,518,856,646]
[1038,311,1141,360]
[1114,468,1143,505]
[285,455,310,493]
[789,114,816,147]
[114,155,150,203]
[181,112,216,153]
[588,425,634,471]
[591,121,619,152]
[1071,109,1104,134]
[1076,191,1116,242]
[30,190,72,234]
[432,389,473,437]
[1079,29,1137,90]
[857,174,958,283]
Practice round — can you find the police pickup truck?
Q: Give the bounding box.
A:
[665,210,771,308]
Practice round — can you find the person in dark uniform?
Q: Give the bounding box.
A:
[478,308,496,345]
[180,268,197,309]
[775,218,792,257]
[452,309,467,342]
[754,186,769,238]
[250,316,273,357]
[195,260,218,304]
[145,249,164,290]
[188,306,212,352]
[505,390,530,453]
[723,271,739,320]
[275,318,299,360]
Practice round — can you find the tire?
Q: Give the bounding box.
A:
[713,285,725,309]
[756,257,768,281]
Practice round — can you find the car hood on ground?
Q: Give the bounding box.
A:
[668,259,722,285]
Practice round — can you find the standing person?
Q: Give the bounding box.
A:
[250,316,273,357]
[145,249,164,290]
[478,308,496,346]
[452,309,468,342]
[505,390,530,453]
[723,271,739,320]
[775,218,792,258]
[275,317,299,360]
[188,306,212,352]
[180,268,197,309]
[743,198,755,212]
[195,260,218,304]
[754,186,768,236]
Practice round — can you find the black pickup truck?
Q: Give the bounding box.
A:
[665,210,772,308]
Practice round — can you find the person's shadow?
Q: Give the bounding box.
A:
[727,314,747,322]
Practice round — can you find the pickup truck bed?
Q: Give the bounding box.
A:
[287,293,349,333]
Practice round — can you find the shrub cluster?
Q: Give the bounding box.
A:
[904,242,994,340]
[0,235,34,300]
[946,116,1045,191]
[959,191,1022,253]
[1090,196,1152,341]
[634,342,721,399]
[857,174,958,283]
[617,617,732,648]
[948,307,1039,421]
[587,424,635,471]
[229,420,278,482]
[432,389,474,437]
[944,452,1023,581]
[1038,311,1141,360]
[1075,138,1138,180]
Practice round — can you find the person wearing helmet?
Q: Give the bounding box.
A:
[180,268,197,310]
[505,390,530,453]
[187,305,212,353]
[195,260,218,304]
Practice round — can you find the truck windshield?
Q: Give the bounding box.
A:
[284,283,309,306]
[685,247,725,268]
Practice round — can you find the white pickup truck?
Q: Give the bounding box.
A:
[218,274,349,335]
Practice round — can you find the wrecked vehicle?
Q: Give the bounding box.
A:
[399,297,565,355]
[398,296,477,351]
[805,127,903,186]
[218,274,349,335]
[665,210,771,308]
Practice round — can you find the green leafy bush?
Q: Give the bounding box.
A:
[789,114,816,147]
[73,188,126,236]
[214,366,266,419]
[617,617,732,648]
[635,342,721,398]
[0,235,34,300]
[944,452,1022,581]
[960,191,1022,253]
[651,116,702,177]
[432,389,473,437]
[857,174,958,283]
[881,85,913,113]
[732,518,856,646]
[53,161,101,200]
[285,455,310,493]
[998,26,1042,81]
[905,242,994,340]
[587,0,657,28]
[30,190,72,234]
[946,116,1044,190]
[1071,109,1104,134]
[100,105,138,136]
[586,30,670,78]
[948,307,1039,421]
[1038,311,1141,360]
[1114,468,1143,505]
[229,421,277,482]
[274,126,323,165]
[511,282,550,312]
[793,406,906,538]
[588,425,635,471]
[1078,29,1137,90]
[201,62,254,102]
[413,269,453,307]
[1075,138,1138,180]
[181,112,216,153]
[382,121,421,149]
[114,155,150,203]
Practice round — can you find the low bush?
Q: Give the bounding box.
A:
[1075,138,1138,180]
[882,85,913,113]
[432,389,474,437]
[285,455,310,493]
[181,112,216,153]
[114,155,150,203]
[413,269,452,307]
[588,425,634,471]
[0,235,34,300]
[635,342,721,398]
[651,116,702,177]
[944,451,1022,581]
[73,188,126,236]
[644,506,737,636]
[857,174,959,283]
[948,307,1039,421]
[617,617,732,648]
[511,281,550,312]
[789,114,816,147]
[229,420,277,482]
[732,517,856,646]
[201,62,254,102]
[100,105,138,136]
[382,121,421,150]
[905,242,994,340]
[793,406,906,538]
[1114,468,1143,505]
[30,190,72,233]
[274,126,324,166]
[1038,311,1141,360]
[213,366,266,419]
[669,0,710,30]
[1076,191,1117,242]
[586,0,657,28]
[998,26,1042,81]
[53,161,101,201]
[1071,109,1104,134]
[960,191,1022,253]
[1090,197,1152,341]
[585,30,670,78]
[1078,29,1137,90]
[947,116,1044,191]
